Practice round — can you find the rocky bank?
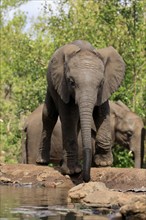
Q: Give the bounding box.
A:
[0,164,146,219]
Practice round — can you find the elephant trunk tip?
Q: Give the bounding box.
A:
[83,148,92,182]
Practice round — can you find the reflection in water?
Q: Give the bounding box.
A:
[0,185,110,220]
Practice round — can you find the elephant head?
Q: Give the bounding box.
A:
[110,101,145,168]
[49,40,125,182]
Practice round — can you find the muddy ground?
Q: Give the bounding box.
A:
[0,164,146,190]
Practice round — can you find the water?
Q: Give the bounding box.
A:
[0,185,116,220]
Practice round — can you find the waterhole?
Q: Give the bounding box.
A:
[0,185,120,220]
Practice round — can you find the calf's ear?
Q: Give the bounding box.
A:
[50,44,80,103]
[96,46,125,105]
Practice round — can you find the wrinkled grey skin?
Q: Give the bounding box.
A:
[22,101,145,168]
[36,40,125,182]
[109,100,145,168]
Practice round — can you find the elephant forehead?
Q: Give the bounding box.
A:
[67,65,104,86]
[125,118,143,131]
[126,113,144,128]
[68,51,104,71]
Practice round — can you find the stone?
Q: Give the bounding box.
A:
[68,182,140,207]
[120,196,146,220]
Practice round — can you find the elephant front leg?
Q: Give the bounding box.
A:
[60,139,82,175]
[60,106,82,175]
[93,102,113,167]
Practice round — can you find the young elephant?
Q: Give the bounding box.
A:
[36,40,125,182]
[109,101,145,168]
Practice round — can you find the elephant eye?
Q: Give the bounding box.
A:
[98,79,104,89]
[126,130,133,138]
[68,77,76,88]
[123,130,133,139]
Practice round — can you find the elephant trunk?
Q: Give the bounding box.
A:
[134,128,145,168]
[134,148,142,168]
[79,96,95,182]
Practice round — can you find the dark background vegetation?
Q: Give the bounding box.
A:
[0,0,145,166]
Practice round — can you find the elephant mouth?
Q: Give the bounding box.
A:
[117,137,130,149]
[123,143,130,149]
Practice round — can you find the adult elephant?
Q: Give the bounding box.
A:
[36,40,125,182]
[109,101,145,168]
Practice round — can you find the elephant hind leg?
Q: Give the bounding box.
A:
[36,95,58,165]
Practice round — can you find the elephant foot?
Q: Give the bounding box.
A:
[60,161,82,175]
[94,148,113,167]
[36,155,49,165]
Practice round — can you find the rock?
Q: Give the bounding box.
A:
[68,182,146,218]
[0,164,74,188]
[90,167,146,191]
[68,182,140,207]
[120,196,146,220]
[68,182,107,203]
[0,176,12,183]
[84,216,109,220]
[1,164,146,190]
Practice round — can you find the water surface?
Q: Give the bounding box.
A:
[0,185,113,219]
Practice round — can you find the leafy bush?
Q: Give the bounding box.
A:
[112,145,134,168]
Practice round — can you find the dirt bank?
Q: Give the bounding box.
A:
[0,164,145,190]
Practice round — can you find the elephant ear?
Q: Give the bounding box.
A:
[49,44,80,103]
[109,100,127,119]
[96,46,125,105]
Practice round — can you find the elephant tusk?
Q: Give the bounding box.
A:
[128,150,133,156]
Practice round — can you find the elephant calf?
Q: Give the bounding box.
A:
[109,100,145,168]
[22,101,145,168]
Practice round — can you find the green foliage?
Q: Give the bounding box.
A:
[0,100,21,163]
[0,0,145,167]
[0,3,50,163]
[0,0,28,9]
[112,145,134,168]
